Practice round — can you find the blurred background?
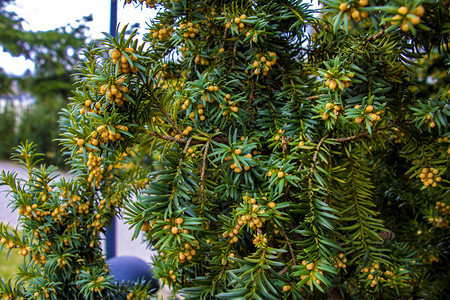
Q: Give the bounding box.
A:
[0,0,154,167]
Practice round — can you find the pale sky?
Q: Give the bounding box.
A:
[0,0,156,76]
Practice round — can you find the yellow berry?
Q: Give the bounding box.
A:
[365,105,374,113]
[398,6,408,15]
[413,5,425,17]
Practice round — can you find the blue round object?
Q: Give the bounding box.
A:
[107,256,159,291]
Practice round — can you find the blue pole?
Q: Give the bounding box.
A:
[106,0,117,260]
[110,0,118,38]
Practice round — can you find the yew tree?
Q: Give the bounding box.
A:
[1,0,449,299]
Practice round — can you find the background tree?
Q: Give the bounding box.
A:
[0,0,90,166]
[1,0,449,299]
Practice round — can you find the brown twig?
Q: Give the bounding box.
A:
[365,28,386,48]
[333,125,392,143]
[281,227,297,266]
[155,102,183,135]
[200,140,210,198]
[143,81,183,135]
[148,131,185,143]
[179,137,193,164]
[309,134,329,175]
[306,95,321,100]
[221,27,228,50]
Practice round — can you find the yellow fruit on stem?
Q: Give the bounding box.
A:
[398,6,408,15]
[413,5,425,17]
[410,16,420,25]
[401,21,410,32]
[359,0,368,7]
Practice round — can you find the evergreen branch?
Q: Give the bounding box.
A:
[347,158,369,252]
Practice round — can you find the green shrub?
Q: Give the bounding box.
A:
[1,0,449,299]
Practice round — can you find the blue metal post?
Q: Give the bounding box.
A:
[105,0,118,260]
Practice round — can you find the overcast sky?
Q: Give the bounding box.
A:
[0,0,155,76]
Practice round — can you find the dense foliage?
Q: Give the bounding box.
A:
[1,0,449,299]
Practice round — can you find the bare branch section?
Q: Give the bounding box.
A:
[282,227,297,266]
[200,140,210,198]
[143,82,183,135]
[179,137,193,164]
[334,124,392,142]
[309,134,329,175]
[155,101,183,135]
[148,131,185,143]
[365,28,386,47]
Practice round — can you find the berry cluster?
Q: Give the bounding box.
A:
[300,260,324,287]
[201,85,219,103]
[252,52,277,76]
[419,167,441,188]
[179,22,199,39]
[18,204,50,222]
[87,153,103,185]
[194,54,209,65]
[359,263,381,288]
[435,201,450,215]
[225,14,247,33]
[324,72,354,91]
[219,93,239,117]
[151,26,173,42]
[79,98,102,115]
[109,47,138,74]
[177,241,198,264]
[353,104,383,127]
[391,5,424,32]
[322,102,344,121]
[334,253,348,269]
[99,77,131,107]
[339,0,370,23]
